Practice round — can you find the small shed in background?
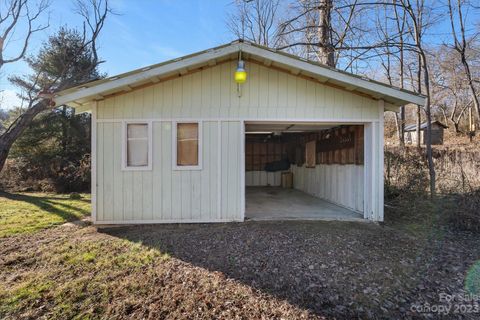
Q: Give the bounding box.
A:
[405,121,448,145]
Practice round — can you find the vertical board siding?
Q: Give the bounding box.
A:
[291,164,364,213]
[96,120,240,222]
[219,121,242,220]
[112,122,123,221]
[95,61,381,223]
[96,122,104,221]
[245,171,282,186]
[97,60,379,121]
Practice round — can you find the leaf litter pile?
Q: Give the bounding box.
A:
[1,219,479,319]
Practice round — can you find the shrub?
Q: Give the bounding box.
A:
[385,146,480,231]
[449,190,480,232]
[0,108,91,193]
[0,154,90,193]
[384,148,430,200]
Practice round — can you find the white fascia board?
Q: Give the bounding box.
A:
[55,41,423,108]
[240,43,425,106]
[55,44,242,106]
[384,102,400,112]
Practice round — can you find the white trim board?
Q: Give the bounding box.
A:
[96,117,381,123]
[217,121,222,220]
[377,100,385,221]
[240,120,246,221]
[94,218,243,225]
[91,102,97,223]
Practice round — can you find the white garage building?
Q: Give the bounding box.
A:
[54,40,425,224]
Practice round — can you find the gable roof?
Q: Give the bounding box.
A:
[404,121,448,131]
[54,40,426,110]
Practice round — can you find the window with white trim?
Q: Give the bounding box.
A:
[174,121,202,170]
[123,122,152,170]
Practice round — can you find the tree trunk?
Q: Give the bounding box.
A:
[441,108,448,128]
[394,0,406,148]
[420,51,436,197]
[400,106,405,147]
[454,122,460,133]
[398,26,405,148]
[61,105,68,153]
[0,100,50,172]
[461,55,480,129]
[416,56,422,149]
[318,0,335,67]
[401,0,435,197]
[393,111,402,143]
[416,106,421,148]
[448,0,480,130]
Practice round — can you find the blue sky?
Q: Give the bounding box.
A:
[0,0,234,109]
[0,0,477,109]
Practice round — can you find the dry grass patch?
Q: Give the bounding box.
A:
[0,225,317,319]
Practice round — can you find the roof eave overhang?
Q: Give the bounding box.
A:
[54,41,425,110]
[54,42,243,107]
[240,43,425,107]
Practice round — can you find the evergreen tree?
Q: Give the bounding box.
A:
[2,27,105,192]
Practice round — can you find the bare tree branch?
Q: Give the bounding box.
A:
[0,0,50,68]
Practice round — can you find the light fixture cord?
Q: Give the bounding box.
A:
[237,50,242,98]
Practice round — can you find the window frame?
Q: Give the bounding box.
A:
[172,121,203,171]
[121,120,153,171]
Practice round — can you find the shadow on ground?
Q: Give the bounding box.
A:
[0,192,90,221]
[100,220,430,318]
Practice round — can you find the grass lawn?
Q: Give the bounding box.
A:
[0,192,479,319]
[0,192,91,238]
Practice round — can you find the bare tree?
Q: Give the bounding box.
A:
[375,1,409,146]
[431,45,473,133]
[277,0,362,68]
[227,0,282,47]
[400,0,436,196]
[375,3,401,144]
[446,0,480,132]
[293,0,335,65]
[0,0,111,172]
[0,0,50,70]
[374,0,438,194]
[394,0,407,147]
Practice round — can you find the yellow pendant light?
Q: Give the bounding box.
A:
[235,61,247,84]
[234,51,247,84]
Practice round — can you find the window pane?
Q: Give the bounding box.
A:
[127,124,148,167]
[178,123,198,140]
[128,123,148,139]
[177,123,198,166]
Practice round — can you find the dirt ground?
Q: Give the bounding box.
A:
[1,217,479,319]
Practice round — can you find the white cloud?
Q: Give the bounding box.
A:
[0,89,23,110]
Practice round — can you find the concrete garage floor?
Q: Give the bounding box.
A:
[245,186,364,221]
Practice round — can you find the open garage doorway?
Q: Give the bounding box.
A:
[244,122,365,221]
